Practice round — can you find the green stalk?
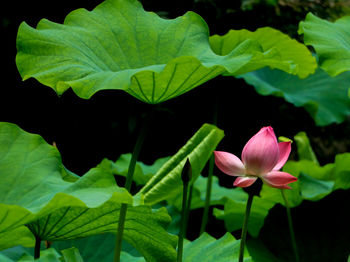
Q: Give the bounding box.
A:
[199,96,218,234]
[34,236,41,259]
[177,159,192,262]
[239,193,254,262]
[177,181,189,262]
[184,183,194,235]
[281,189,300,262]
[199,154,215,234]
[113,114,151,262]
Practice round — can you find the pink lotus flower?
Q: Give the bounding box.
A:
[214,126,297,189]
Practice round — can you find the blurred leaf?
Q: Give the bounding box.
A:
[0,247,62,262]
[241,67,350,126]
[247,238,283,262]
[139,124,224,205]
[299,172,334,200]
[294,131,319,164]
[299,13,350,76]
[98,154,170,186]
[168,175,247,210]
[53,234,144,262]
[15,0,308,104]
[61,247,84,262]
[210,27,316,78]
[213,195,276,237]
[53,234,115,262]
[183,233,252,262]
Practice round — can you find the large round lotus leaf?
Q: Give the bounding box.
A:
[241,67,350,126]
[0,123,177,261]
[16,0,316,103]
[299,13,350,76]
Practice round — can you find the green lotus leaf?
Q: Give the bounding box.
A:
[53,234,120,262]
[16,0,316,103]
[213,194,276,237]
[0,122,131,246]
[139,124,224,205]
[241,67,350,126]
[183,232,252,262]
[0,227,35,251]
[299,13,350,76]
[247,238,283,262]
[0,123,177,261]
[210,27,317,78]
[98,154,170,186]
[60,247,84,262]
[53,233,175,262]
[0,247,62,262]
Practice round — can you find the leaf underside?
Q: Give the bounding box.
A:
[16,0,316,103]
[241,67,350,126]
[139,123,224,205]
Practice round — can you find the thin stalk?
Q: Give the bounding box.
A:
[113,114,151,262]
[184,183,194,234]
[199,154,215,234]
[199,95,219,234]
[239,193,254,262]
[34,236,41,259]
[177,182,189,262]
[281,189,300,262]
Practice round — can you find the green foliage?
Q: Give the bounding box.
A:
[241,67,350,126]
[210,27,316,78]
[16,0,316,103]
[213,194,276,237]
[183,233,252,262]
[98,154,170,186]
[294,131,319,164]
[299,13,350,76]
[139,124,224,205]
[0,123,177,261]
[60,247,84,262]
[0,247,62,262]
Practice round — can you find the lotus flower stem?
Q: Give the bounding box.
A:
[200,96,219,234]
[34,236,41,259]
[113,114,151,262]
[239,192,254,262]
[281,189,300,262]
[178,159,192,262]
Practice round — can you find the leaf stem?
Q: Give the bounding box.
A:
[184,183,194,235]
[34,236,41,259]
[239,193,254,262]
[113,114,151,262]
[177,181,189,262]
[281,189,300,262]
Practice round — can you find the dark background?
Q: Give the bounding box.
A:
[1,0,350,261]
